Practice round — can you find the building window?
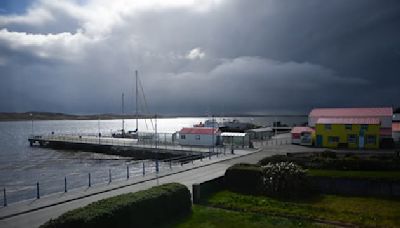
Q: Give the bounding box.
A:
[345,124,352,131]
[347,134,357,143]
[325,124,332,130]
[328,136,339,144]
[361,124,369,131]
[195,135,201,140]
[366,135,376,144]
[180,135,186,139]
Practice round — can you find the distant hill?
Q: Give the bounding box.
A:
[0,112,308,121]
[0,112,153,121]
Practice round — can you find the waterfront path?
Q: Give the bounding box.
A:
[1,141,319,227]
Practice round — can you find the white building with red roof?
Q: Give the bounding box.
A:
[179,127,220,146]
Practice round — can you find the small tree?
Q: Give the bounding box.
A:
[261,162,310,198]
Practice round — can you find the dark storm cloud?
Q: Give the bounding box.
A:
[0,0,399,115]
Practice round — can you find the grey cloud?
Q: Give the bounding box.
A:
[0,0,399,114]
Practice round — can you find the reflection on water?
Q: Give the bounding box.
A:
[0,116,306,204]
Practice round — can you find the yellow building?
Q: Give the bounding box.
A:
[315,118,380,149]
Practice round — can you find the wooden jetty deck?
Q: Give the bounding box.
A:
[28,134,224,160]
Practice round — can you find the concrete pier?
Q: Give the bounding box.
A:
[28,135,222,160]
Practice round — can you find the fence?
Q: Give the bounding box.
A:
[1,148,235,207]
[252,136,292,148]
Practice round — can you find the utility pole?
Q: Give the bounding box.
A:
[274,117,277,145]
[122,93,125,134]
[30,113,34,136]
[98,115,101,144]
[155,114,158,149]
[212,114,215,153]
[135,70,139,133]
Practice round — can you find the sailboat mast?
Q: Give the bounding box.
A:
[135,70,139,132]
[122,93,125,133]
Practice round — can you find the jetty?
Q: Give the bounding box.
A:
[28,134,224,160]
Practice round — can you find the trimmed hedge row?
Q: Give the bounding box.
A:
[259,155,400,171]
[225,163,264,195]
[40,183,191,228]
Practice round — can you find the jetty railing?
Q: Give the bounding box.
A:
[28,133,232,153]
[1,147,233,207]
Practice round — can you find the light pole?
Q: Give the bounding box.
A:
[98,115,101,144]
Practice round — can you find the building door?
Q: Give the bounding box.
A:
[359,135,364,149]
[316,135,323,147]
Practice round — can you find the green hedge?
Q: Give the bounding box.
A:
[259,155,400,171]
[40,183,191,228]
[225,163,264,195]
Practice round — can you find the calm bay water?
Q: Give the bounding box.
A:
[0,116,306,204]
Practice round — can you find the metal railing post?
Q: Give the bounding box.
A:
[209,152,211,160]
[88,173,91,187]
[170,160,172,169]
[64,177,67,193]
[3,188,7,207]
[108,169,112,183]
[142,162,145,176]
[36,182,40,199]
[127,165,129,179]
[156,160,159,173]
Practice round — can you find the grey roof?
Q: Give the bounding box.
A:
[246,127,273,132]
[221,132,247,137]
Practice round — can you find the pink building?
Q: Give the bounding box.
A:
[291,126,314,145]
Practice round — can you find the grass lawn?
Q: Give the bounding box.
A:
[170,205,327,228]
[207,191,400,227]
[307,169,400,181]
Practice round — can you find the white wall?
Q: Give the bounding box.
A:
[179,134,218,146]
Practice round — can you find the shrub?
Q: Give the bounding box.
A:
[225,163,264,194]
[40,183,191,228]
[261,162,312,198]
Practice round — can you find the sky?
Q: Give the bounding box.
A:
[0,0,399,115]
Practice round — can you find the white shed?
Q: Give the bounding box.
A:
[221,132,250,148]
[179,127,220,147]
[246,127,273,140]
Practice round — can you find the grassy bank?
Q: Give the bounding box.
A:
[207,191,400,227]
[170,205,325,228]
[308,169,400,181]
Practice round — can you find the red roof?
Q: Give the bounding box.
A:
[393,123,400,132]
[291,127,315,134]
[316,118,380,125]
[310,107,392,117]
[180,127,219,135]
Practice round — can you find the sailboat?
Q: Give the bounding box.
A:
[112,70,140,139]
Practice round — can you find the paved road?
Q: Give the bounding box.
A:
[0,143,319,228]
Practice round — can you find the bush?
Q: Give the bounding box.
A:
[225,163,264,195]
[262,162,312,198]
[40,183,191,228]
